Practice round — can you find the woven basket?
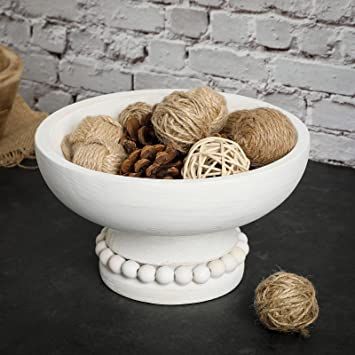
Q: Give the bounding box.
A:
[0,45,23,138]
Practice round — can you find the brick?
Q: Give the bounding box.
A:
[342,29,355,61]
[149,40,186,70]
[229,0,269,12]
[107,34,145,63]
[134,72,206,90]
[59,56,132,93]
[272,58,355,96]
[37,90,73,113]
[0,17,30,47]
[310,131,355,166]
[102,2,164,33]
[299,26,336,57]
[168,8,208,38]
[313,0,353,23]
[214,78,259,98]
[20,0,79,21]
[256,16,293,49]
[32,23,67,54]
[310,99,355,131]
[268,0,312,18]
[189,47,267,82]
[263,92,306,119]
[194,0,223,6]
[211,12,250,44]
[22,52,58,84]
[68,27,104,55]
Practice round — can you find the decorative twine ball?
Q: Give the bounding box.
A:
[70,115,123,145]
[222,108,297,166]
[151,87,228,153]
[61,115,126,174]
[183,137,250,179]
[254,271,319,336]
[118,102,153,127]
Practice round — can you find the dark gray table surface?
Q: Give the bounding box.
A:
[1,161,355,355]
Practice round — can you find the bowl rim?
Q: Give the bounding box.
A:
[35,89,310,185]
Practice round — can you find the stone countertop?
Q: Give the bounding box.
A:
[0,161,354,355]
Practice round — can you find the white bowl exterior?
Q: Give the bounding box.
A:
[35,90,310,236]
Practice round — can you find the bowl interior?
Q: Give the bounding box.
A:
[36,89,309,180]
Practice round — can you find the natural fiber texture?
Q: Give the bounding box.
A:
[0,95,47,168]
[69,115,123,146]
[61,115,126,174]
[222,108,297,166]
[120,144,183,179]
[152,87,228,153]
[0,45,23,138]
[118,102,153,127]
[119,102,158,149]
[254,271,319,337]
[183,137,250,179]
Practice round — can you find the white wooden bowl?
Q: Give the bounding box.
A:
[35,89,310,305]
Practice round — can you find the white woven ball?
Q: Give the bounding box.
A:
[183,137,250,179]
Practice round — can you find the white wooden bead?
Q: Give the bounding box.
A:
[236,241,249,255]
[235,227,241,233]
[99,248,113,266]
[230,247,246,265]
[221,254,238,272]
[208,259,225,278]
[175,266,193,285]
[156,266,174,285]
[193,264,211,284]
[96,233,105,244]
[238,232,248,243]
[138,264,156,283]
[95,240,107,256]
[122,260,140,279]
[108,255,125,274]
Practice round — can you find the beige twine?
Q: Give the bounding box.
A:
[222,108,297,166]
[254,271,319,337]
[152,87,228,153]
[118,102,153,126]
[61,115,126,174]
[183,136,250,179]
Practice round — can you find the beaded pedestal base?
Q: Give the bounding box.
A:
[95,227,249,305]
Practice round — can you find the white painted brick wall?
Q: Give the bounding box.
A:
[0,0,354,168]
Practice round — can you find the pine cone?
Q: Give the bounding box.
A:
[118,102,159,152]
[120,144,183,179]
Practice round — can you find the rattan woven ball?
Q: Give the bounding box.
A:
[183,136,250,179]
[255,271,319,336]
[152,87,228,153]
[222,108,297,166]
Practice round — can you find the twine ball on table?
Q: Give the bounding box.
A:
[151,87,228,153]
[254,271,319,336]
[183,137,250,179]
[61,115,127,174]
[222,108,297,166]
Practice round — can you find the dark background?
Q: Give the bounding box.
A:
[1,161,354,355]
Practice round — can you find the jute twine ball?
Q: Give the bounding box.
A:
[152,87,228,153]
[61,115,126,174]
[118,102,153,126]
[254,271,319,336]
[222,108,297,166]
[183,137,250,179]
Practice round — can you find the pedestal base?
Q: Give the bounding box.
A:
[95,228,249,305]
